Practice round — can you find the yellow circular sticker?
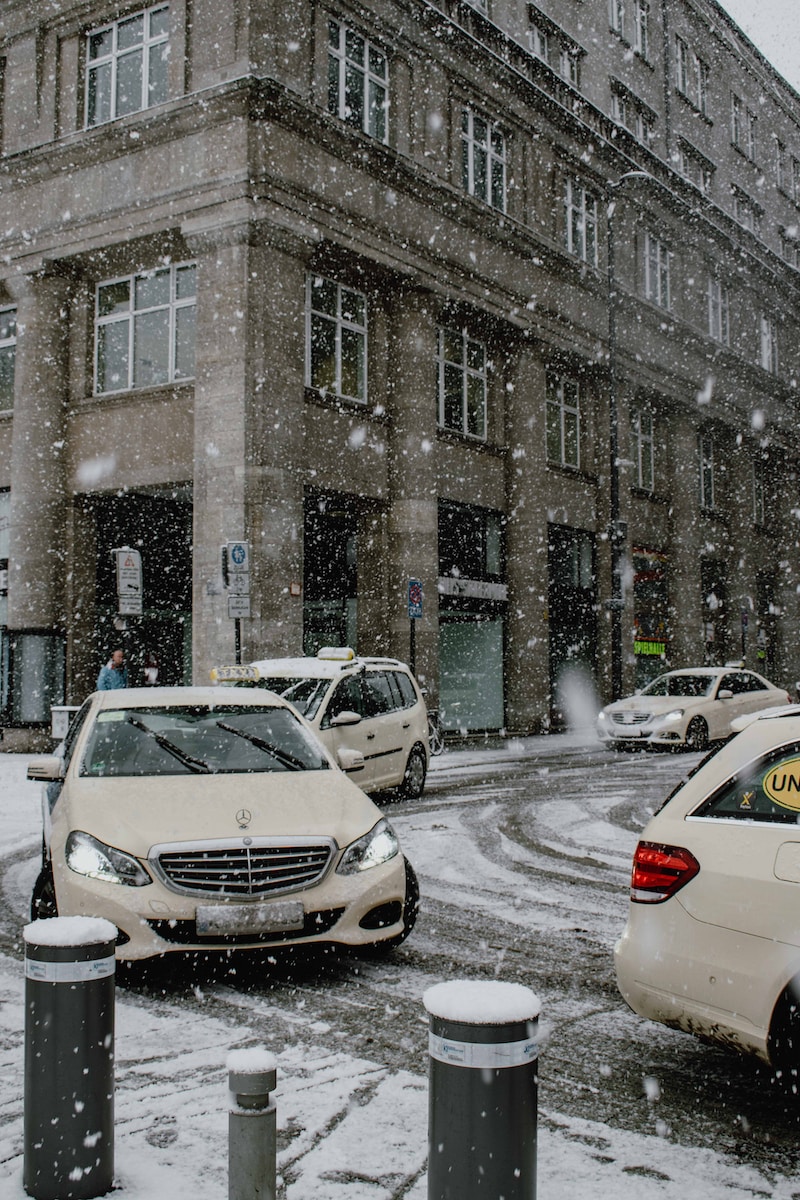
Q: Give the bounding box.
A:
[763,756,800,811]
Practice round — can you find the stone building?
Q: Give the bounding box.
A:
[2,0,800,744]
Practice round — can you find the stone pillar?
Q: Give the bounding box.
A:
[386,288,439,693]
[667,415,702,665]
[504,344,551,733]
[6,269,72,631]
[185,220,252,676]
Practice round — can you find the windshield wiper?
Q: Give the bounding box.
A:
[126,715,212,773]
[214,721,307,771]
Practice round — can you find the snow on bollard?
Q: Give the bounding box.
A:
[424,980,540,1200]
[23,916,117,1200]
[228,1048,278,1200]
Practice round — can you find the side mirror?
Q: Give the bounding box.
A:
[718,689,734,700]
[329,710,362,728]
[337,748,365,773]
[27,756,65,782]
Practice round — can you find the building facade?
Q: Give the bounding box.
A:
[2,0,800,744]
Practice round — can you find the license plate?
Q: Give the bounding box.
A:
[196,900,305,935]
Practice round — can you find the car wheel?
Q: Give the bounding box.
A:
[399,744,427,800]
[363,860,420,955]
[30,866,58,921]
[769,980,800,1082]
[684,716,709,752]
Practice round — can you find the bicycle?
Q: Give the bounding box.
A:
[427,707,445,756]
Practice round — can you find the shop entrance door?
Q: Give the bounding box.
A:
[547,525,597,727]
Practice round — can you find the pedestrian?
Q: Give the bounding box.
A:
[97,648,128,691]
[143,651,159,686]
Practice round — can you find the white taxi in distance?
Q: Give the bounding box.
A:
[615,708,800,1074]
[26,687,418,962]
[597,665,791,751]
[211,648,430,799]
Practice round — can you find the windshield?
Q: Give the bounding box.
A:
[642,674,716,699]
[264,677,331,720]
[80,705,331,777]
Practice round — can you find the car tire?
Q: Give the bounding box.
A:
[30,865,58,921]
[363,859,420,955]
[684,717,709,752]
[769,980,800,1082]
[399,744,427,800]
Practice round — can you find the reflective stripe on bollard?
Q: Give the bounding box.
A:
[23,916,117,1200]
[424,980,540,1200]
[228,1049,277,1200]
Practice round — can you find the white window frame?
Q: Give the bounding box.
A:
[565,178,598,265]
[776,138,787,192]
[546,372,581,470]
[0,306,16,412]
[644,232,671,309]
[699,435,715,510]
[94,262,196,396]
[609,0,625,37]
[529,23,550,64]
[327,19,389,143]
[633,0,650,58]
[85,3,169,128]
[436,327,488,440]
[306,276,368,404]
[675,36,690,96]
[678,144,712,193]
[707,276,729,345]
[461,108,506,212]
[632,408,654,492]
[760,315,779,375]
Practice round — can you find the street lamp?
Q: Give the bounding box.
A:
[606,170,650,700]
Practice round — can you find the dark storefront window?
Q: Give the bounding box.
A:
[633,548,669,687]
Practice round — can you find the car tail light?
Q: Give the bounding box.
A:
[630,841,700,903]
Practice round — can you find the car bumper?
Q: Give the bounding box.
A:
[614,900,799,1063]
[598,723,685,747]
[52,852,412,961]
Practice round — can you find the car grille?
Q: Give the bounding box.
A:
[147,908,345,945]
[610,711,651,726]
[152,839,335,897]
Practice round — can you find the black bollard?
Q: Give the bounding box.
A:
[228,1049,278,1200]
[424,979,540,1200]
[23,916,117,1200]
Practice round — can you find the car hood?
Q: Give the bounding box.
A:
[603,695,708,717]
[61,769,384,858]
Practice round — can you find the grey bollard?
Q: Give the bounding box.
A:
[424,980,540,1200]
[23,916,117,1200]
[228,1049,278,1200]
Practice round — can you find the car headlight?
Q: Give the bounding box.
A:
[66,831,151,887]
[337,819,400,875]
[597,711,607,723]
[663,709,684,723]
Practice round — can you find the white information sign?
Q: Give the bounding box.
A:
[228,594,251,619]
[114,548,142,615]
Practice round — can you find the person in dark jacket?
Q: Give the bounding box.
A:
[97,648,128,690]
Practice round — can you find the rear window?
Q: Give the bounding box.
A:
[692,740,800,824]
[80,705,330,777]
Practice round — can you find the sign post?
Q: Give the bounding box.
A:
[408,578,423,676]
[223,542,251,665]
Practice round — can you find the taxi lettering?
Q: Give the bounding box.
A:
[763,756,800,811]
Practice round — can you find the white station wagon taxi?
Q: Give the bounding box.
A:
[212,649,430,799]
[26,687,419,962]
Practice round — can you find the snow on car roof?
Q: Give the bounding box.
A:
[94,686,289,707]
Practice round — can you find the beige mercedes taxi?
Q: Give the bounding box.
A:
[615,707,800,1075]
[26,687,418,962]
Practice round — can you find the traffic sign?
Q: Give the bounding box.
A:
[114,548,142,615]
[228,594,251,619]
[228,571,250,595]
[227,541,250,571]
[408,578,423,620]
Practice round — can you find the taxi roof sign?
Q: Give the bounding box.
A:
[210,664,261,683]
[317,647,355,661]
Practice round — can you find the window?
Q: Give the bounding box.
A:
[732,188,760,235]
[529,23,550,63]
[307,277,367,403]
[707,276,729,345]
[792,157,800,206]
[612,89,654,145]
[644,232,671,309]
[546,371,581,469]
[86,4,169,127]
[776,139,787,192]
[753,457,766,525]
[781,230,800,270]
[0,307,15,410]
[564,178,598,265]
[327,20,388,143]
[731,94,757,160]
[692,741,800,824]
[632,408,654,492]
[675,36,708,115]
[95,263,195,395]
[609,0,625,37]
[436,327,487,439]
[678,142,712,194]
[438,500,505,582]
[529,11,581,86]
[633,0,650,58]
[699,435,715,510]
[760,315,778,374]
[559,48,580,86]
[461,109,506,211]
